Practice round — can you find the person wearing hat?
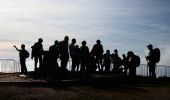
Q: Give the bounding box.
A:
[146,44,156,78]
[31,38,44,71]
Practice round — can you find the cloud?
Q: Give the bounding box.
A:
[158,44,170,66]
[0,0,170,66]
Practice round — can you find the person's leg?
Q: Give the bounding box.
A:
[80,58,85,71]
[23,60,28,74]
[20,59,24,74]
[60,57,64,70]
[34,57,38,71]
[99,56,103,71]
[39,55,43,68]
[20,59,27,74]
[151,62,156,78]
[105,63,109,72]
[133,67,136,79]
[148,62,152,77]
[71,56,76,71]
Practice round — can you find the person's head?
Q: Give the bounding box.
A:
[127,51,134,57]
[122,54,126,58]
[114,49,118,53]
[54,40,58,45]
[96,40,101,44]
[38,38,43,43]
[75,45,79,48]
[106,50,110,54]
[21,44,25,49]
[82,41,86,46]
[72,38,76,44]
[147,44,153,50]
[64,36,69,42]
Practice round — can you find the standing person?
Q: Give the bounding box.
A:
[146,44,160,78]
[59,36,69,71]
[122,54,129,75]
[49,40,60,69]
[103,50,111,72]
[31,38,43,71]
[80,41,89,72]
[91,40,104,71]
[75,45,81,71]
[14,44,29,75]
[112,49,122,73]
[127,51,140,79]
[69,38,77,71]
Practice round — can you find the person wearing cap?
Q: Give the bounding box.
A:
[146,44,156,78]
[31,38,44,71]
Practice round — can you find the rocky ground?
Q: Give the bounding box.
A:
[0,72,170,100]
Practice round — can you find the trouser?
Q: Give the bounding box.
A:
[71,55,76,71]
[105,62,111,72]
[129,66,136,79]
[34,55,43,70]
[60,57,68,70]
[148,62,156,78]
[96,55,103,71]
[80,57,88,72]
[20,59,27,74]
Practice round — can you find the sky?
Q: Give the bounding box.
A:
[0,0,170,68]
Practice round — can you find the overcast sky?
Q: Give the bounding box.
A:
[0,0,170,66]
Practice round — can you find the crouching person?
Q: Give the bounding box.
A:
[14,44,29,75]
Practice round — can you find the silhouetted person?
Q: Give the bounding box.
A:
[127,51,140,79]
[14,44,29,75]
[31,38,43,71]
[112,49,122,73]
[75,45,80,71]
[91,40,104,71]
[146,44,160,78]
[59,36,69,71]
[103,50,111,72]
[88,52,97,72]
[49,40,60,69]
[122,54,128,75]
[80,41,89,72]
[69,38,77,71]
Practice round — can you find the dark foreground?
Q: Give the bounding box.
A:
[0,72,170,100]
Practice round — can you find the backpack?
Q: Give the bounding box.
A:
[134,55,140,67]
[24,50,30,58]
[154,48,160,63]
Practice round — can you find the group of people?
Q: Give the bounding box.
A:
[14,36,160,79]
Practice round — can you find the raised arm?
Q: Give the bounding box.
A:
[13,45,20,51]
